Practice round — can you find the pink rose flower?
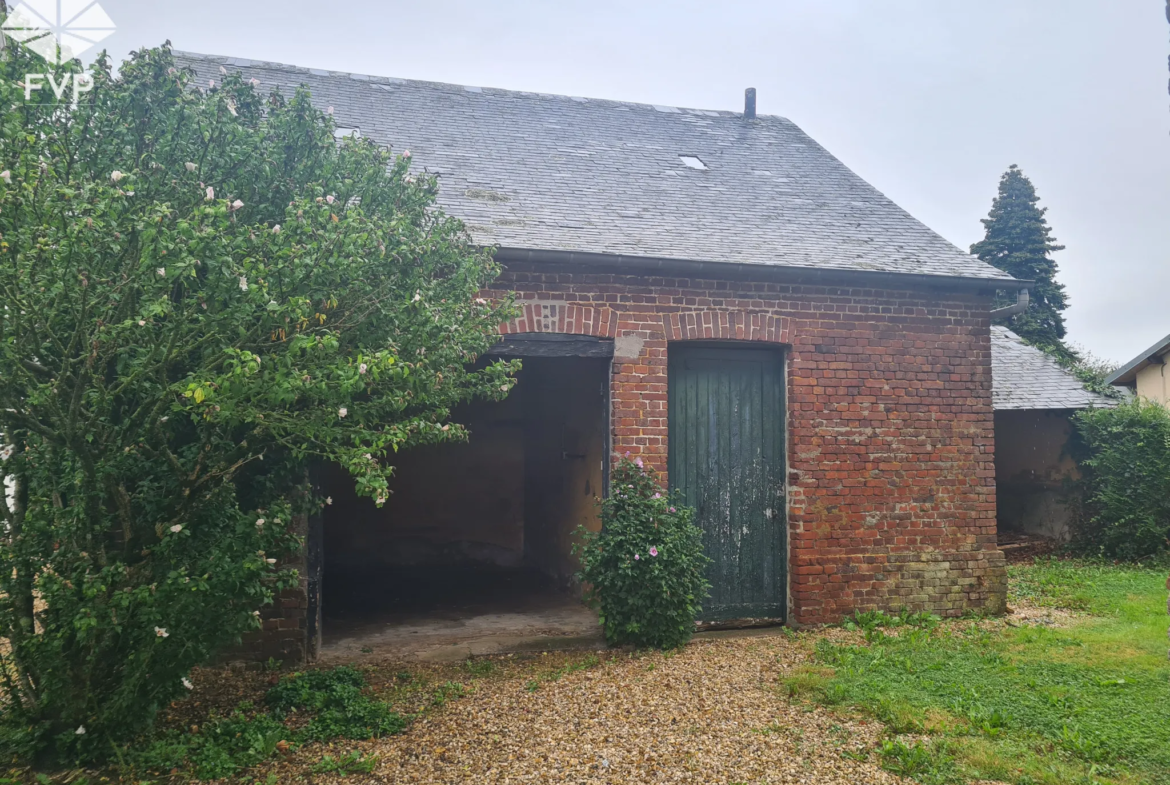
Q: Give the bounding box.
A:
[649,547,658,557]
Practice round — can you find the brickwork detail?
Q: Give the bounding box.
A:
[500,300,614,337]
[662,311,789,344]
[484,264,1008,625]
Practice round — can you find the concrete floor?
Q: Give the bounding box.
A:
[319,565,604,663]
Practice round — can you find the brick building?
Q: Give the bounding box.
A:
[179,53,1021,662]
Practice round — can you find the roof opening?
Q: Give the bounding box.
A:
[679,155,708,170]
[333,127,361,139]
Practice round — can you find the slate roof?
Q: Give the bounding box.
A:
[1104,331,1170,386]
[174,51,1018,285]
[991,326,1115,410]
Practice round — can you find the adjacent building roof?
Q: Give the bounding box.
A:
[1103,331,1170,386]
[991,326,1115,410]
[175,51,1019,286]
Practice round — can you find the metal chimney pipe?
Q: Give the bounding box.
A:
[744,87,756,119]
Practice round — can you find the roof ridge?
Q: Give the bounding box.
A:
[173,50,777,121]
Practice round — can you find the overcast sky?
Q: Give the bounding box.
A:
[86,0,1170,363]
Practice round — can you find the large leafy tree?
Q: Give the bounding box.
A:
[0,43,515,761]
[971,164,1072,357]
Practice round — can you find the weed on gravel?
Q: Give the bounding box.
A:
[83,655,542,782]
[524,653,601,691]
[312,749,379,775]
[121,666,407,780]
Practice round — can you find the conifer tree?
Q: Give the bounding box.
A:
[971,165,1072,357]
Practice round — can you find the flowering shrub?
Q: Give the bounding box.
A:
[575,457,709,649]
[0,44,515,763]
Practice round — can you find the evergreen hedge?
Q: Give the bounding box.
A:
[1072,400,1170,559]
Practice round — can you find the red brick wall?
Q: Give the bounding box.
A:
[226,514,309,666]
[490,263,1007,624]
[250,262,1008,662]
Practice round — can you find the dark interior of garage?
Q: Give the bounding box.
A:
[319,354,609,643]
[993,408,1082,541]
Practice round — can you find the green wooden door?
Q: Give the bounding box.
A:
[668,346,786,622]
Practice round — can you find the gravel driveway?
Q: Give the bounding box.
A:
[327,635,907,784]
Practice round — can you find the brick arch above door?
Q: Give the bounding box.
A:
[499,301,615,338]
[496,299,790,346]
[662,312,790,345]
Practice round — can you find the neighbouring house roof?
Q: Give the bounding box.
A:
[991,326,1115,410]
[175,51,1021,287]
[1103,331,1170,386]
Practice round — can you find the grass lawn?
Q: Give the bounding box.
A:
[785,558,1170,785]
